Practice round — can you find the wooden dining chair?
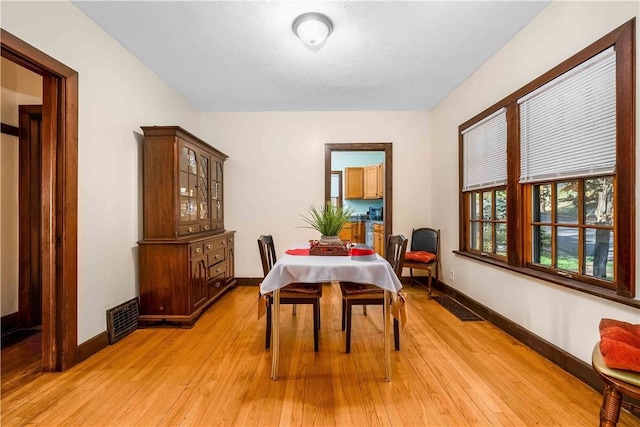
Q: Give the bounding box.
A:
[339,234,407,353]
[257,235,323,352]
[592,342,640,426]
[403,227,440,299]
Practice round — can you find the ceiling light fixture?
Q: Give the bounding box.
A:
[292,12,333,48]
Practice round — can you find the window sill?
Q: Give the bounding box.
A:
[453,250,640,309]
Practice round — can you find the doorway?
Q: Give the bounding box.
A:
[324,143,393,252]
[1,29,78,372]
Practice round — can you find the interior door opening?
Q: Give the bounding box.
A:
[324,143,393,256]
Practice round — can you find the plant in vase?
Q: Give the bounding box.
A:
[300,202,353,246]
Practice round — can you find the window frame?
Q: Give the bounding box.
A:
[457,18,636,301]
[464,187,508,260]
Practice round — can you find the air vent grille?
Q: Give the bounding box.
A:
[106,297,139,344]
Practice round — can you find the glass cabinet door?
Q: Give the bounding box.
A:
[179,145,199,225]
[211,160,224,229]
[198,154,210,231]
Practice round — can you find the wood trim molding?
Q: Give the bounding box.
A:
[1,122,19,136]
[77,331,109,363]
[1,312,19,331]
[324,143,393,240]
[1,28,79,371]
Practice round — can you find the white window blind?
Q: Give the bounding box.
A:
[519,47,616,183]
[462,108,507,191]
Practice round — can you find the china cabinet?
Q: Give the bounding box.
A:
[138,126,235,327]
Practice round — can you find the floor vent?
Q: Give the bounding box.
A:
[106,297,139,344]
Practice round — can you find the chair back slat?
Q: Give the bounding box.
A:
[410,228,439,255]
[257,235,278,277]
[385,234,408,278]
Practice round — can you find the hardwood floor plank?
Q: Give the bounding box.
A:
[1,283,637,426]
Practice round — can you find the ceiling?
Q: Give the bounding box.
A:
[72,1,549,112]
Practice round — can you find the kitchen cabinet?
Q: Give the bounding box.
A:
[373,223,384,256]
[345,167,364,199]
[345,164,382,200]
[352,221,364,243]
[377,163,384,198]
[138,126,236,327]
[339,221,364,243]
[363,166,378,199]
[339,222,352,241]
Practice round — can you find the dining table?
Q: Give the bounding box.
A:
[259,244,403,381]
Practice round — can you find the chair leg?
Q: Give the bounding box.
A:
[427,271,433,300]
[341,299,346,331]
[409,268,415,285]
[363,305,368,316]
[345,301,353,354]
[393,318,400,350]
[313,300,319,352]
[292,304,297,316]
[265,303,272,349]
[600,384,622,427]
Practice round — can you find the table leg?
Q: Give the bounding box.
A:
[271,288,280,380]
[384,290,391,381]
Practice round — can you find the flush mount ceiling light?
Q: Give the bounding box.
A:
[292,12,333,48]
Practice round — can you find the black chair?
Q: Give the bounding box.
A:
[257,235,322,352]
[403,227,440,299]
[338,234,407,353]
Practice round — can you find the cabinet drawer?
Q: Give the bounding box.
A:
[208,275,226,298]
[374,224,384,232]
[190,243,204,257]
[208,248,225,266]
[208,262,226,279]
[179,224,201,235]
[203,239,218,253]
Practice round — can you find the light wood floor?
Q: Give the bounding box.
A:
[1,283,637,426]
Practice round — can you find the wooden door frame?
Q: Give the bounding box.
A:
[18,105,43,328]
[1,29,78,371]
[324,143,393,238]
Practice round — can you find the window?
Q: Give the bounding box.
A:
[458,19,635,299]
[462,108,507,259]
[528,178,614,288]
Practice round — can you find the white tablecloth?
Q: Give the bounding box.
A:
[259,253,403,294]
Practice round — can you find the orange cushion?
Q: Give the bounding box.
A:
[405,251,436,263]
[600,318,640,338]
[600,338,640,372]
[601,326,640,349]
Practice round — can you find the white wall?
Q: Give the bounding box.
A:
[200,111,431,279]
[431,1,640,364]
[2,0,201,343]
[0,59,42,317]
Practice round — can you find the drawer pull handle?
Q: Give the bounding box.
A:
[188,227,195,233]
[203,225,209,230]
[207,244,213,249]
[194,248,202,254]
[215,283,221,288]
[215,254,221,259]
[217,268,222,273]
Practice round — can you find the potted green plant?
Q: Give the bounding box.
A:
[300,202,353,245]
